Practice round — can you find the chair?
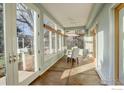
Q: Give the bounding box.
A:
[83,49,88,58]
[66,49,72,63]
[71,48,79,64]
[78,49,83,56]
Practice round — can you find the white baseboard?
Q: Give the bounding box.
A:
[96,68,114,85]
[19,52,64,85]
[39,55,64,76]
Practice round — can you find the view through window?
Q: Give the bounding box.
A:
[0,3,6,84]
[16,3,37,82]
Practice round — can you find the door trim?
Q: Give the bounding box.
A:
[114,3,124,82]
[4,3,16,85]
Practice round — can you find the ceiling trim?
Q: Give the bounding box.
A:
[86,3,105,29]
[35,4,64,29]
[64,25,86,31]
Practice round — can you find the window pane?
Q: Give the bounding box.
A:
[44,29,50,55]
[16,4,37,83]
[57,34,59,51]
[0,3,6,85]
[52,32,55,53]
[44,15,57,55]
[59,35,62,51]
[61,36,64,51]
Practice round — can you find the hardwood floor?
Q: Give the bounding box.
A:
[30,56,102,85]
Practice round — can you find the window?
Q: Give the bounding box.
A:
[52,32,56,53]
[61,36,64,51]
[43,16,64,55]
[16,3,39,83]
[44,29,50,55]
[0,3,5,82]
[57,34,59,52]
[65,36,75,49]
[59,35,62,51]
[43,15,58,56]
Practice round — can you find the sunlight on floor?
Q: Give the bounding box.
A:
[70,63,95,76]
[0,71,34,85]
[60,69,70,80]
[0,77,5,85]
[60,62,95,79]
[19,71,34,83]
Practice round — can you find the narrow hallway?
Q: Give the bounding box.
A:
[31,56,101,85]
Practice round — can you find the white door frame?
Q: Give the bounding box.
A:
[4,3,16,85]
[12,3,41,85]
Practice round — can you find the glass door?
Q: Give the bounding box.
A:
[0,3,40,85]
[0,4,16,85]
[15,3,40,84]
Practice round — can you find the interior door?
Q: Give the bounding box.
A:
[119,7,124,84]
[14,3,40,85]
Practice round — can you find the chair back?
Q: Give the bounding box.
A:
[83,49,89,57]
[71,48,79,59]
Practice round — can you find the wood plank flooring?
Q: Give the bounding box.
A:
[30,56,102,85]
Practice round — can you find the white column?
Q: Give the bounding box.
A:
[55,33,57,53]
[34,12,38,72]
[62,36,63,51]
[22,38,24,48]
[59,35,61,51]
[54,24,57,53]
[49,31,52,54]
[22,53,26,71]
[22,38,26,71]
[17,37,18,50]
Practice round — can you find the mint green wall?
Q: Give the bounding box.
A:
[87,4,115,85]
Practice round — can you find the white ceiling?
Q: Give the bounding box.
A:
[42,3,93,28]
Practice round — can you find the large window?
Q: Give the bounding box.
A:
[43,15,58,56]
[43,15,64,56]
[16,3,38,83]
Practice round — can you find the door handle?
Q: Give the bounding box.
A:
[13,55,17,63]
[9,55,12,64]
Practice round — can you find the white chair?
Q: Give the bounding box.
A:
[66,49,72,63]
[71,48,79,64]
[83,49,88,58]
[78,49,83,56]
